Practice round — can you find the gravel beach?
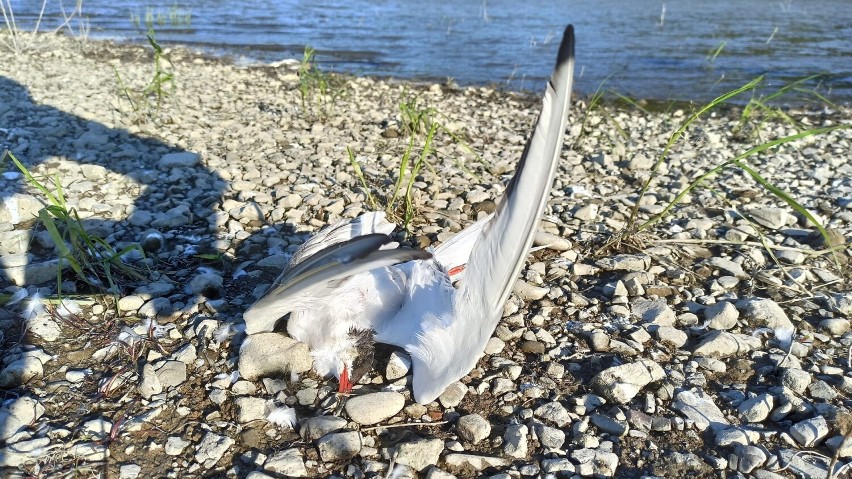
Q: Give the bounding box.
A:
[1,34,851,479]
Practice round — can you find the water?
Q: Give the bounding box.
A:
[7,0,852,103]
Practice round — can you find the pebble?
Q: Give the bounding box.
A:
[386,351,412,380]
[533,401,572,428]
[236,396,268,423]
[456,413,491,444]
[394,437,444,471]
[590,359,665,404]
[502,424,528,458]
[264,448,308,477]
[0,396,45,441]
[789,416,829,447]
[671,389,730,432]
[738,393,773,423]
[165,436,191,456]
[344,392,405,425]
[238,333,313,380]
[443,453,508,471]
[704,301,739,330]
[317,431,361,462]
[194,432,234,468]
[571,448,619,477]
[439,382,467,408]
[299,415,348,442]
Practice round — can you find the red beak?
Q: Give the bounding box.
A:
[338,365,352,394]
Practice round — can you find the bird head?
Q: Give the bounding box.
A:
[336,328,375,394]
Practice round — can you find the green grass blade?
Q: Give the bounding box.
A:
[628,75,765,229]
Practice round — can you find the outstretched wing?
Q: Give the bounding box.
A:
[404,25,576,404]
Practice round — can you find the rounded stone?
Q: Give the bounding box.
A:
[344,392,405,425]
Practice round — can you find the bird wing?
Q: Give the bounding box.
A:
[244,233,431,333]
[397,25,576,404]
[288,211,396,267]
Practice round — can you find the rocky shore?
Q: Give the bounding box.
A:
[1,33,851,478]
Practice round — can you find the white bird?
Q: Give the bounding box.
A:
[244,25,575,404]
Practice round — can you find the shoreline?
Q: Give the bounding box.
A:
[1,31,851,478]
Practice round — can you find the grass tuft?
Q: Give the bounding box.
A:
[114,29,177,122]
[3,150,146,295]
[298,45,344,120]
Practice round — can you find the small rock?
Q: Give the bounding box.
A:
[194,432,234,468]
[443,453,508,471]
[138,363,162,399]
[704,301,739,330]
[502,424,528,458]
[671,389,730,432]
[780,368,812,394]
[236,397,268,423]
[692,331,762,358]
[299,415,347,442]
[571,448,619,477]
[457,414,491,444]
[590,359,665,404]
[819,318,850,336]
[317,431,361,462]
[165,436,190,456]
[394,437,444,471]
[386,351,412,380]
[238,333,313,380]
[738,393,774,423]
[344,392,405,425]
[748,207,789,229]
[789,416,829,447]
[439,382,467,408]
[729,444,767,473]
[533,401,572,428]
[0,396,45,441]
[159,151,200,169]
[264,448,307,477]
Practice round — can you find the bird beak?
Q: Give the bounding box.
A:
[338,365,352,394]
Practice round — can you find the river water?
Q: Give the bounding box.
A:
[7,0,852,103]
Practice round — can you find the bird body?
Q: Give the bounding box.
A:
[243,25,576,404]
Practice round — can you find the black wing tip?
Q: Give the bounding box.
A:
[557,25,575,66]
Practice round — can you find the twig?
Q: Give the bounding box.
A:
[362,420,449,432]
[650,238,839,256]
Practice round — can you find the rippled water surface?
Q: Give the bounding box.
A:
[8,0,852,102]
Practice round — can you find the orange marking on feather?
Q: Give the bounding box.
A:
[448,265,466,277]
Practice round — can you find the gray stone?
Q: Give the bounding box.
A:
[590,413,629,436]
[299,415,347,442]
[0,396,44,441]
[0,354,44,388]
[238,333,313,380]
[457,413,491,444]
[738,393,773,423]
[439,382,467,408]
[692,331,762,358]
[514,280,549,301]
[235,396,268,423]
[194,432,234,468]
[707,257,748,279]
[344,392,405,425]
[264,448,307,477]
[159,151,200,168]
[165,436,190,456]
[748,207,789,229]
[531,421,565,449]
[819,318,850,336]
[502,424,528,458]
[533,231,572,251]
[596,254,649,272]
[632,298,676,326]
[654,325,688,348]
[155,360,187,388]
[317,431,361,462]
[443,453,508,471]
[386,350,412,380]
[119,463,142,479]
[541,458,576,474]
[789,416,829,447]
[533,401,572,428]
[590,359,665,404]
[729,444,767,473]
[671,389,730,432]
[571,448,619,477]
[704,301,739,330]
[394,437,444,471]
[0,437,50,467]
[138,363,162,399]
